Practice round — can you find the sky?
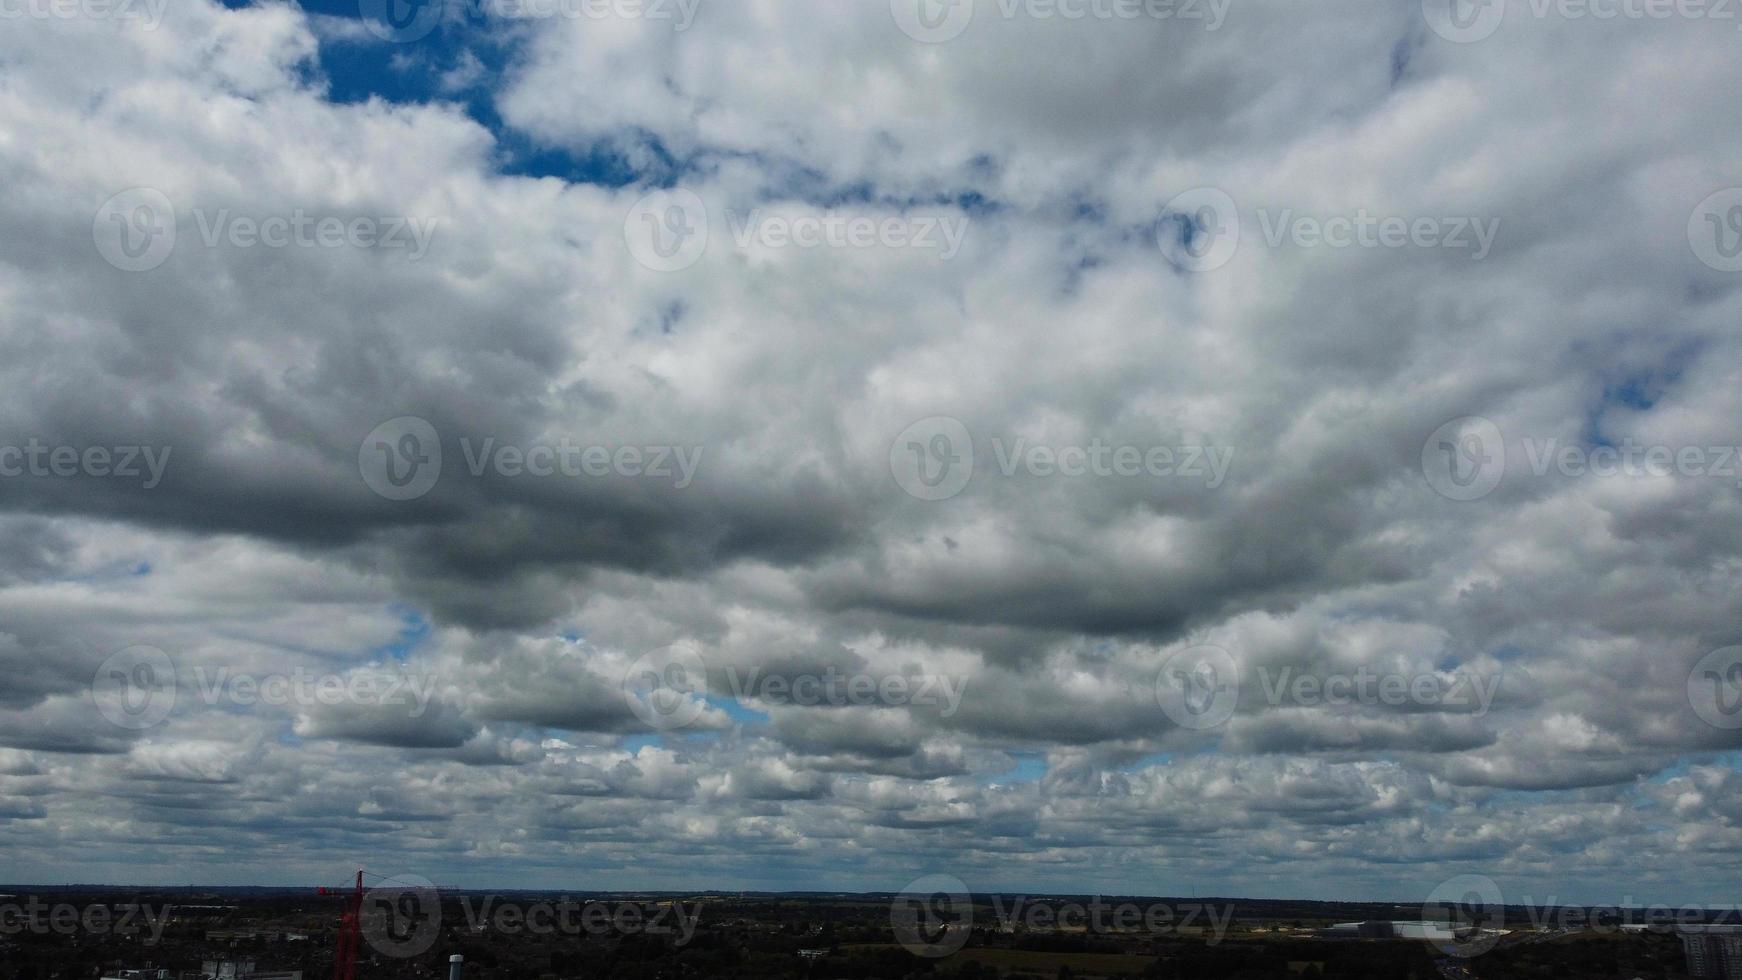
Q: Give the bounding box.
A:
[0,0,1741,907]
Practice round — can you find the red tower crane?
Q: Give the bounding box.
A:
[318,870,364,980]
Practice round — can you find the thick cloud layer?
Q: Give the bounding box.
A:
[0,0,1739,902]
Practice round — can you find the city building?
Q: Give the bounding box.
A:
[1680,925,1742,980]
[1323,920,1458,941]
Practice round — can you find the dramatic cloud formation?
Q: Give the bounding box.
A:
[0,0,1739,903]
